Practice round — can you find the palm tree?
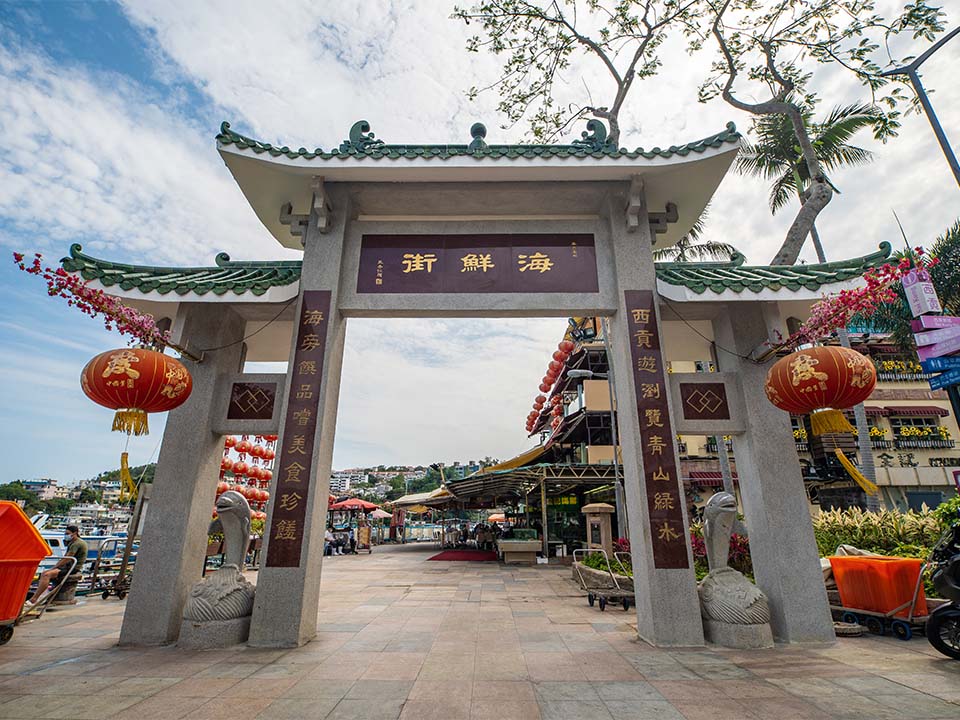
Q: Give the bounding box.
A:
[737,99,881,265]
[652,206,739,262]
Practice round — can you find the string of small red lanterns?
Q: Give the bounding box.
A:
[215,434,279,521]
[526,339,576,435]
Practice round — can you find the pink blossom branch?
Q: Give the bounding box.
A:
[784,251,938,349]
[12,252,187,354]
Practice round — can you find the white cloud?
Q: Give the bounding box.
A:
[3,1,959,479]
[333,317,569,469]
[0,37,286,264]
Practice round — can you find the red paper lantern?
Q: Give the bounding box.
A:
[264,434,278,442]
[558,340,575,353]
[233,461,249,477]
[250,445,265,459]
[224,436,237,449]
[552,350,569,362]
[81,348,193,435]
[246,466,261,481]
[220,457,234,472]
[765,346,876,435]
[548,360,563,372]
[261,468,272,482]
[539,383,550,393]
[231,484,245,494]
[216,481,229,495]
[263,448,276,461]
[535,394,546,404]
[235,439,252,455]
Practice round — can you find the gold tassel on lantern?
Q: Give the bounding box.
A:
[809,408,855,436]
[119,452,138,503]
[112,409,149,436]
[833,449,879,495]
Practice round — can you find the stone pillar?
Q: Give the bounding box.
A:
[119,304,245,645]
[712,304,834,643]
[248,190,350,647]
[605,195,704,647]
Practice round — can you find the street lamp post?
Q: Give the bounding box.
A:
[880,26,960,187]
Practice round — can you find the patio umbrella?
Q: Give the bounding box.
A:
[329,498,380,512]
[487,513,506,523]
[370,508,392,520]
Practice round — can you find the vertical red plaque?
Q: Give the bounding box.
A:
[265,291,331,568]
[624,290,690,569]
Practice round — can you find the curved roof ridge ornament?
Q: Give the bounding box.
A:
[571,118,616,152]
[339,120,385,154]
[468,123,488,153]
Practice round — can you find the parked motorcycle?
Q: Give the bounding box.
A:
[926,521,960,660]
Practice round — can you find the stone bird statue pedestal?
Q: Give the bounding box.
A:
[178,491,256,649]
[698,492,773,649]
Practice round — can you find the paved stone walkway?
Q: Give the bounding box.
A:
[1,543,959,719]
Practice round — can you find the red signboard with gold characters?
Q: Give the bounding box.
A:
[81,348,192,436]
[624,290,690,570]
[265,290,331,568]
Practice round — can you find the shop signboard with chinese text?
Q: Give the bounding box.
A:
[624,290,689,569]
[265,291,330,568]
[903,268,942,317]
[357,234,598,294]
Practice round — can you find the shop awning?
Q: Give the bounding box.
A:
[391,486,454,508]
[884,405,949,417]
[686,471,738,487]
[844,406,888,417]
[475,446,548,474]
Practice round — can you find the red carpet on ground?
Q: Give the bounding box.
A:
[427,549,499,562]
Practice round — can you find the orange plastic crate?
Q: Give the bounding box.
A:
[829,556,927,618]
[0,502,51,623]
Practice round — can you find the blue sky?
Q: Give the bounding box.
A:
[1,1,958,484]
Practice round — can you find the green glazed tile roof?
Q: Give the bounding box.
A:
[61,242,892,299]
[656,242,892,294]
[60,244,302,297]
[215,118,741,162]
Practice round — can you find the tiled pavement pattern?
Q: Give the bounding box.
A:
[1,543,959,719]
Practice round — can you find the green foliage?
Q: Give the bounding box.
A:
[0,481,37,505]
[698,1,947,142]
[932,494,960,529]
[580,551,632,578]
[452,1,703,143]
[77,488,100,504]
[737,98,881,214]
[811,507,944,557]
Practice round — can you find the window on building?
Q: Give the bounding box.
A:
[889,416,939,431]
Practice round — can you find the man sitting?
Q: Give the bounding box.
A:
[29,525,87,606]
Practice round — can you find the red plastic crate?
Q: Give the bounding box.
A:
[829,555,927,618]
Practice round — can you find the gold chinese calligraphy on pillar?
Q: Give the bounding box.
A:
[265,290,331,568]
[624,290,689,570]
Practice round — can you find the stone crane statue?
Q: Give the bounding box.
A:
[698,491,773,648]
[182,490,256,627]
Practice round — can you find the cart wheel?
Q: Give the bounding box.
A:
[864,617,884,635]
[587,593,595,607]
[841,611,859,625]
[117,590,126,600]
[0,626,12,646]
[102,590,111,600]
[622,598,631,611]
[598,597,607,611]
[891,620,913,641]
